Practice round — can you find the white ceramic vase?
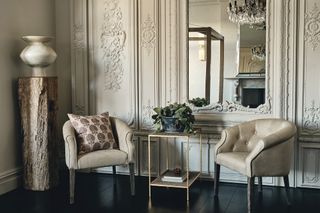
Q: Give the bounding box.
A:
[20,36,57,71]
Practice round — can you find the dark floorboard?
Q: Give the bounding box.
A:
[0,172,320,213]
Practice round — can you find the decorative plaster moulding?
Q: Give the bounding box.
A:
[304,3,320,51]
[302,100,320,136]
[141,14,156,55]
[190,97,271,114]
[142,100,154,130]
[100,0,126,91]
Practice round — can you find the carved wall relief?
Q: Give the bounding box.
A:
[100,0,126,91]
[141,14,156,55]
[305,3,320,51]
[142,100,154,129]
[303,101,320,135]
[73,25,85,49]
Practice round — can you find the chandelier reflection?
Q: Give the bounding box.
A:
[251,45,265,61]
[227,0,266,25]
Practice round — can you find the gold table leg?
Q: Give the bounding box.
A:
[148,135,151,198]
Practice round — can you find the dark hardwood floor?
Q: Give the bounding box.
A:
[0,172,320,213]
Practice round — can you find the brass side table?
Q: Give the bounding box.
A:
[148,131,202,201]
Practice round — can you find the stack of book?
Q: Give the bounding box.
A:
[161,170,187,183]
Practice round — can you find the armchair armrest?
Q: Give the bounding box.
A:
[63,121,78,169]
[246,124,297,160]
[245,124,297,175]
[215,125,240,156]
[259,124,297,150]
[110,117,135,163]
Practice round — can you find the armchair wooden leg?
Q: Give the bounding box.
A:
[283,175,291,206]
[112,166,117,185]
[69,169,75,204]
[258,177,263,193]
[248,177,255,213]
[129,162,135,196]
[214,163,220,197]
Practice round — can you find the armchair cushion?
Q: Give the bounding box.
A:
[77,149,127,169]
[216,152,249,176]
[68,113,117,154]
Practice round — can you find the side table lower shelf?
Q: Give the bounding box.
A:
[148,131,202,201]
[150,172,200,189]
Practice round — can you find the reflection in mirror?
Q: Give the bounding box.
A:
[234,24,266,108]
[238,24,266,74]
[236,23,266,108]
[189,0,267,109]
[188,27,224,104]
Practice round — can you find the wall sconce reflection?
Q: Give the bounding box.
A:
[198,40,206,61]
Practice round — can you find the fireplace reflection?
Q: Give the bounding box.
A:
[241,88,265,108]
[229,76,265,108]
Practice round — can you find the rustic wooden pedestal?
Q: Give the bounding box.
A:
[18,77,59,190]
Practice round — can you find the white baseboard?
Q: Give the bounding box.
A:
[0,168,22,195]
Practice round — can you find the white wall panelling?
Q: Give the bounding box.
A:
[295,0,320,188]
[159,0,188,105]
[139,137,160,176]
[297,0,320,141]
[70,0,320,188]
[88,0,138,127]
[71,0,89,115]
[297,143,320,188]
[138,0,159,130]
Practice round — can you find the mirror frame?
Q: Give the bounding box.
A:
[187,0,272,115]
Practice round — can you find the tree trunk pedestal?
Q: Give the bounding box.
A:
[18,77,59,191]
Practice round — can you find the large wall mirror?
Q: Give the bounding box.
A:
[188,0,269,112]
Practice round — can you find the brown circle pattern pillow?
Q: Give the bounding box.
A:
[68,113,118,155]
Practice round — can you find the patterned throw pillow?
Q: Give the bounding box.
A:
[67,113,118,155]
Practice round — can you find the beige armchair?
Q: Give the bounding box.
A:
[63,116,135,204]
[214,118,296,213]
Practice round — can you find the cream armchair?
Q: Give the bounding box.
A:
[214,118,296,213]
[63,116,135,204]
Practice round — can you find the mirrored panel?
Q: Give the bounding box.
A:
[188,27,224,105]
[236,23,266,108]
[238,24,266,75]
[189,0,267,109]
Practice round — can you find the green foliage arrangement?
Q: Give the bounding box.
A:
[151,103,195,133]
[188,97,209,107]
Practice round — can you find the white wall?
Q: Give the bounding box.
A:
[0,0,71,194]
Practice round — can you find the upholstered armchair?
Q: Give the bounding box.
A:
[214,118,296,213]
[63,116,135,204]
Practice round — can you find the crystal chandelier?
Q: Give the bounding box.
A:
[227,0,266,25]
[251,45,265,61]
